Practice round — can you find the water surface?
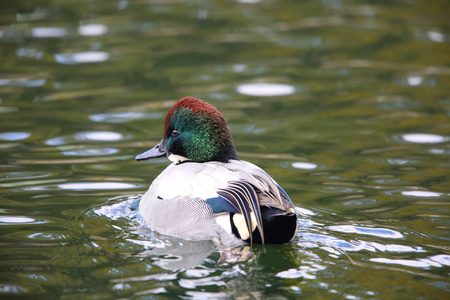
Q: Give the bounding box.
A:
[1,0,449,299]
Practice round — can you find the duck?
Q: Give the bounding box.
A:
[136,96,297,246]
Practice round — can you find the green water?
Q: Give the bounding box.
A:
[1,0,449,299]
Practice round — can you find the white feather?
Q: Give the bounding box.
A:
[139,159,294,245]
[168,154,189,164]
[215,213,232,234]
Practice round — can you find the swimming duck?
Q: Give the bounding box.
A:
[136,96,297,245]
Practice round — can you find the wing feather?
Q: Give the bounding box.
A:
[217,181,265,244]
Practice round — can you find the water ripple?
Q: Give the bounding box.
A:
[62,148,119,156]
[370,256,450,268]
[55,51,110,64]
[46,131,127,145]
[20,182,141,191]
[429,254,450,266]
[387,190,446,198]
[0,216,45,225]
[400,191,444,198]
[0,132,31,141]
[179,276,226,289]
[31,27,67,38]
[0,78,46,88]
[368,95,419,111]
[300,233,367,252]
[0,171,50,181]
[75,131,124,141]
[276,264,326,280]
[111,272,177,283]
[89,111,162,123]
[328,225,403,239]
[28,232,66,240]
[0,284,26,293]
[93,195,141,220]
[369,243,425,253]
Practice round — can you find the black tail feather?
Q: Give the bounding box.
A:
[251,207,297,244]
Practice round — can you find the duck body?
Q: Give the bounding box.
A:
[137,97,297,246]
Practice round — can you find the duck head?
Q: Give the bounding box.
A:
[136,96,238,164]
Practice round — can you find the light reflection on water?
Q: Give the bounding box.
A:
[370,255,450,268]
[20,182,141,191]
[0,216,38,224]
[0,0,449,298]
[54,51,110,65]
[31,27,68,38]
[89,111,163,123]
[400,191,444,198]
[0,132,31,141]
[0,78,46,88]
[292,162,318,170]
[386,190,446,199]
[327,225,403,239]
[78,24,108,36]
[62,148,119,156]
[237,83,296,97]
[46,131,126,145]
[91,194,450,284]
[400,133,448,144]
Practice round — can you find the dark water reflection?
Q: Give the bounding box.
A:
[1,0,449,299]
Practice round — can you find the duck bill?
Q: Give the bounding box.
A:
[136,140,166,161]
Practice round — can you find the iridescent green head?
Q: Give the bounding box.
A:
[136,97,238,163]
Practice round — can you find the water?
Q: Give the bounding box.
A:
[1,0,449,299]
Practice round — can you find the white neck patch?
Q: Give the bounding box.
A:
[168,154,190,164]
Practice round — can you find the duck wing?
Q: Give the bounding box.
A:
[215,181,265,245]
[223,161,295,212]
[206,161,296,245]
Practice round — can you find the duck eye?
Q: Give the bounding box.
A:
[171,130,180,137]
